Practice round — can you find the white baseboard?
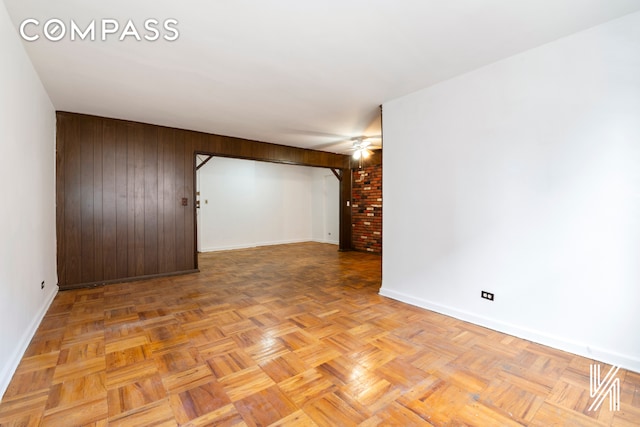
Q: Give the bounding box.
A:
[200,239,318,253]
[379,287,640,374]
[0,286,58,400]
[311,238,339,245]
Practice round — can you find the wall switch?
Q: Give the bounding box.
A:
[181,197,188,206]
[481,291,494,301]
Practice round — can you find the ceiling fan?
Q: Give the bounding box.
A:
[349,136,378,160]
[310,134,382,155]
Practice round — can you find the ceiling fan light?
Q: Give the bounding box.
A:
[353,150,362,160]
[362,149,370,158]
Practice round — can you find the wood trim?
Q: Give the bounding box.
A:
[191,152,199,271]
[195,154,213,170]
[58,269,200,291]
[339,167,353,251]
[330,168,342,181]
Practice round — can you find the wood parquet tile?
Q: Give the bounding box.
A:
[1,242,639,426]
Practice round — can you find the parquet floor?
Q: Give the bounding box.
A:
[1,243,638,426]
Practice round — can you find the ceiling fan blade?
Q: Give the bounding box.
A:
[352,135,382,146]
[289,130,383,153]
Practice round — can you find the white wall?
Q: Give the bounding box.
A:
[0,3,58,398]
[311,168,340,245]
[382,11,640,372]
[197,157,339,252]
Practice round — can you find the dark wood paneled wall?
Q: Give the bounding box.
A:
[56,112,350,289]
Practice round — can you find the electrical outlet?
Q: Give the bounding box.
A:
[41,281,45,290]
[481,291,494,301]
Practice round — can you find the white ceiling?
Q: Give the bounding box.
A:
[4,0,640,154]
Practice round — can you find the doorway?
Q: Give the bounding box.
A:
[195,155,340,253]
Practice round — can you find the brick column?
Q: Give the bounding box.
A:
[352,165,382,253]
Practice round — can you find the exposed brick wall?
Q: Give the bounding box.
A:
[352,164,382,253]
